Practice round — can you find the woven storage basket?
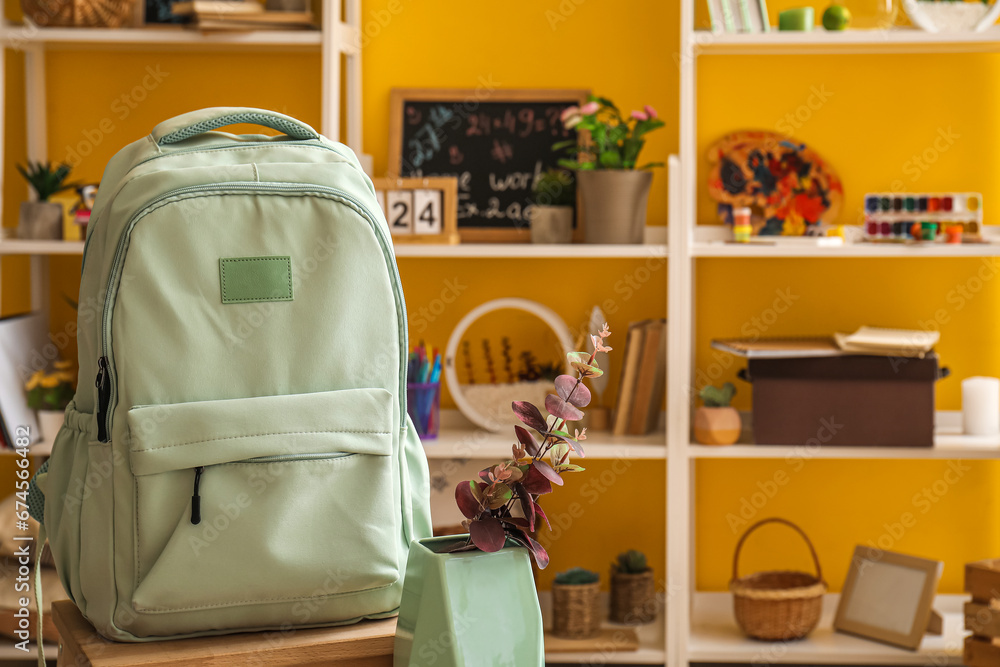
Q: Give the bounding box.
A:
[610,570,656,624]
[21,0,132,27]
[730,518,826,641]
[551,580,601,639]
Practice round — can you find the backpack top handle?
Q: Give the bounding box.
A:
[152,107,321,145]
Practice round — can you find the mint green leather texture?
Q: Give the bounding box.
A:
[393,536,544,666]
[32,107,432,642]
[219,256,293,304]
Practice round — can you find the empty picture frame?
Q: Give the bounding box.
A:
[834,546,943,650]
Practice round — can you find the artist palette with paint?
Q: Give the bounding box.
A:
[863,192,983,244]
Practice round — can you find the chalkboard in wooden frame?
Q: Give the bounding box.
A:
[389,88,588,243]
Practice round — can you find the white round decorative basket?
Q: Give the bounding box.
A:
[445,298,574,433]
[903,0,1000,32]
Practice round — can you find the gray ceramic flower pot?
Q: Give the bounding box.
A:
[577,169,653,244]
[531,206,574,244]
[18,201,63,240]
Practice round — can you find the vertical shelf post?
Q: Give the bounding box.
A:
[321,0,342,143]
[668,2,698,664]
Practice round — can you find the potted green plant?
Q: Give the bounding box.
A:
[394,324,614,666]
[610,549,656,624]
[552,567,601,639]
[25,361,74,441]
[555,97,664,244]
[16,162,75,240]
[693,382,741,446]
[530,169,575,244]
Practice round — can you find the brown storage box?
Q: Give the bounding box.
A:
[744,354,943,447]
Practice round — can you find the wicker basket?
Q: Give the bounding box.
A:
[730,518,826,641]
[551,581,601,639]
[21,0,133,27]
[610,570,656,624]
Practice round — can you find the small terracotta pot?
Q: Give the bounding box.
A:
[693,406,741,445]
[610,570,656,624]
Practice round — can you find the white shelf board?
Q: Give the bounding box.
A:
[0,23,321,48]
[693,26,1000,55]
[690,410,1000,459]
[539,591,666,664]
[0,239,85,255]
[422,410,666,460]
[393,243,667,259]
[689,591,965,664]
[422,428,666,460]
[692,225,1000,258]
[0,239,667,259]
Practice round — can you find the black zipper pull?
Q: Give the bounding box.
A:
[96,356,111,443]
[191,466,204,525]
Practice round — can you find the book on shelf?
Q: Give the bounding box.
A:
[713,327,938,360]
[190,10,315,29]
[834,326,939,358]
[613,319,666,437]
[171,0,264,15]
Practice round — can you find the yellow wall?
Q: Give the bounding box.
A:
[2,0,997,596]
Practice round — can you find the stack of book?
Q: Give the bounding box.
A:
[612,319,666,437]
[172,0,316,30]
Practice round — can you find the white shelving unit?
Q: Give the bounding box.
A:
[689,593,966,664]
[394,242,668,259]
[667,13,1000,667]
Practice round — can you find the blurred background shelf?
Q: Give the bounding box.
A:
[689,592,965,664]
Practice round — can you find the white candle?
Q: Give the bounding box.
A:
[962,377,1000,436]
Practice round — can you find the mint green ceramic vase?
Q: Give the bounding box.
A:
[393,535,544,666]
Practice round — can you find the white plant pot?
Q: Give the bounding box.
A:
[36,409,65,443]
[903,0,1000,32]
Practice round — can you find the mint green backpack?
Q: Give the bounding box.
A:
[28,108,432,642]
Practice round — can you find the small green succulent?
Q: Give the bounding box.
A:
[699,382,736,408]
[16,161,76,202]
[532,169,575,207]
[613,549,650,574]
[554,567,600,585]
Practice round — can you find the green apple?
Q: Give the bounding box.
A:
[823,4,852,30]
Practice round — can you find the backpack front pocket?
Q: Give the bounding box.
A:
[126,387,400,613]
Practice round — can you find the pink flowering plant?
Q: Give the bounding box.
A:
[555,96,665,171]
[450,325,614,568]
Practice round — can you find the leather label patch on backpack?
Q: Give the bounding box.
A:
[220,256,293,304]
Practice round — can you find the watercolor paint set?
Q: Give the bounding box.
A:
[863,192,983,243]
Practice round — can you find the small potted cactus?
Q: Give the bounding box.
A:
[693,382,741,445]
[16,161,76,240]
[530,169,575,244]
[610,549,656,624]
[551,567,601,639]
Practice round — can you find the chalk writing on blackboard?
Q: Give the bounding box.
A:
[390,90,587,240]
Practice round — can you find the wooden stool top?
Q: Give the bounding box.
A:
[51,600,396,667]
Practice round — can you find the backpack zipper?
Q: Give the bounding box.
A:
[96,183,407,443]
[189,452,353,525]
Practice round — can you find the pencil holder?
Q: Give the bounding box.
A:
[407,382,440,439]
